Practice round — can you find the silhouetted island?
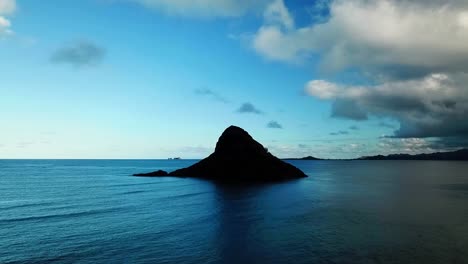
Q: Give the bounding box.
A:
[357,149,468,161]
[284,156,322,161]
[134,170,168,177]
[134,126,307,182]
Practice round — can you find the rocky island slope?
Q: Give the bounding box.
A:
[134,126,307,182]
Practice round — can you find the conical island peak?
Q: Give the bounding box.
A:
[134,126,307,182]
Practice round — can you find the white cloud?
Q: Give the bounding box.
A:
[459,11,468,27]
[263,0,294,29]
[0,0,15,36]
[252,0,468,77]
[253,25,309,62]
[134,0,269,18]
[305,80,340,99]
[0,16,11,35]
[0,0,15,15]
[375,137,452,155]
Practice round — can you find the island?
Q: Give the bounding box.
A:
[284,156,322,161]
[134,126,307,182]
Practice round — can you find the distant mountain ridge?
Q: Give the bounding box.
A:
[357,149,468,161]
[284,156,322,160]
[289,149,468,161]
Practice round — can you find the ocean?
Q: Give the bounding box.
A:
[1,159,467,264]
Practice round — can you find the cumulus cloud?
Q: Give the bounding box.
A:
[237,102,263,114]
[263,0,294,29]
[377,137,437,154]
[331,99,368,121]
[0,16,11,35]
[0,0,15,36]
[267,120,283,129]
[253,0,468,78]
[307,73,468,139]
[194,88,229,103]
[134,0,269,18]
[51,40,106,67]
[261,0,467,150]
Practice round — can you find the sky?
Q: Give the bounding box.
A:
[1,0,468,159]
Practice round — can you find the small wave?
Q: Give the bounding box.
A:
[160,190,212,201]
[110,181,174,188]
[0,201,56,211]
[119,190,146,195]
[0,207,125,224]
[20,163,53,167]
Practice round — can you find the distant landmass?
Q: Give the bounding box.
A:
[289,149,468,161]
[134,126,307,182]
[284,156,322,160]
[357,149,468,161]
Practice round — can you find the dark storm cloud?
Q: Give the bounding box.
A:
[349,125,359,130]
[194,88,229,103]
[428,137,468,150]
[267,121,283,129]
[236,102,263,114]
[331,100,368,121]
[372,64,435,81]
[51,40,105,67]
[378,122,397,129]
[393,116,468,138]
[308,73,468,141]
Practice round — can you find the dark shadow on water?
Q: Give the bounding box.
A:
[212,183,272,263]
[209,179,307,264]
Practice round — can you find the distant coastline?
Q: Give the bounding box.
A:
[285,149,468,161]
[284,156,323,161]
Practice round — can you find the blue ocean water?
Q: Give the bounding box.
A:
[1,159,468,264]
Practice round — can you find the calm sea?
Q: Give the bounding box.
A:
[1,160,467,264]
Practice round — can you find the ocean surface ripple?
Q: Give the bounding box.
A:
[1,159,467,264]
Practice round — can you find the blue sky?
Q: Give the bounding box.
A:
[1,0,467,159]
